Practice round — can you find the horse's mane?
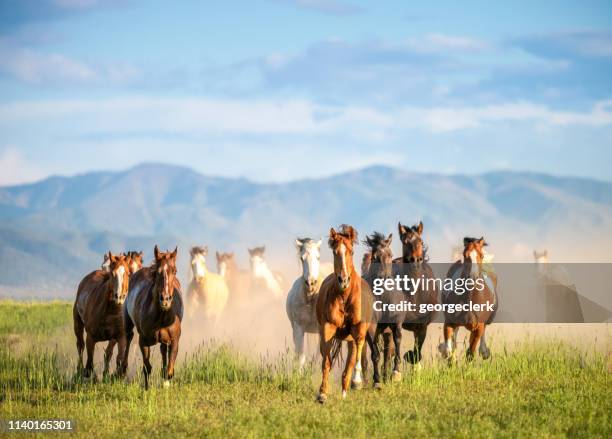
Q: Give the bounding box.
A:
[363,231,387,249]
[191,246,207,255]
[329,224,358,247]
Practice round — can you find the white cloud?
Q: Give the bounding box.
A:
[0,148,46,186]
[408,33,490,53]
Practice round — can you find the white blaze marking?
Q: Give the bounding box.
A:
[115,266,125,297]
[469,249,479,278]
[339,243,347,281]
[192,254,207,279]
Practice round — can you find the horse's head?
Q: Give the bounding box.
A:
[216,251,234,277]
[463,237,487,278]
[126,251,143,274]
[533,250,548,264]
[398,221,425,264]
[328,224,358,291]
[248,246,266,278]
[190,246,208,280]
[364,232,393,278]
[296,238,322,295]
[107,252,130,305]
[154,245,178,311]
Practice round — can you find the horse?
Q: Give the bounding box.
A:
[286,238,332,368]
[187,246,229,322]
[73,252,131,379]
[248,246,284,299]
[216,251,252,307]
[315,224,373,403]
[126,251,144,274]
[439,237,497,363]
[395,221,438,368]
[101,253,111,272]
[124,246,183,389]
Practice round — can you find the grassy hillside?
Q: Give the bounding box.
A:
[1,301,610,438]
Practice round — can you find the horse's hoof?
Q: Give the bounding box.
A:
[373,382,383,390]
[480,349,491,360]
[317,393,327,404]
[412,362,423,373]
[163,380,171,388]
[391,370,402,382]
[351,380,363,390]
[341,390,347,399]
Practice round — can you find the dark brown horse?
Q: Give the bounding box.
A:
[440,237,497,363]
[315,224,373,403]
[124,246,183,389]
[73,252,131,378]
[395,221,438,368]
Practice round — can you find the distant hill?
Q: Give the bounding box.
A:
[1,163,611,297]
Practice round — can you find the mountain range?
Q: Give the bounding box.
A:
[1,163,611,297]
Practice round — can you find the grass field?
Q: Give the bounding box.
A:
[0,301,610,438]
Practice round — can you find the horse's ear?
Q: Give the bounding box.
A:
[329,227,336,239]
[398,222,407,236]
[216,251,221,261]
[346,226,357,244]
[295,238,303,248]
[387,233,393,245]
[478,237,487,247]
[154,245,160,260]
[417,221,423,235]
[172,246,178,258]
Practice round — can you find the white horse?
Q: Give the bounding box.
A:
[286,238,333,368]
[248,246,284,299]
[187,246,229,322]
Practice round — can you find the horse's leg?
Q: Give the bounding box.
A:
[84,333,96,379]
[466,324,484,362]
[440,324,456,364]
[407,324,427,369]
[166,336,180,385]
[139,341,152,390]
[103,339,116,377]
[351,327,366,391]
[73,306,85,372]
[360,342,369,385]
[120,320,134,377]
[391,324,403,382]
[317,323,334,403]
[369,326,382,389]
[115,334,127,377]
[342,340,357,398]
[160,343,168,380]
[382,331,392,381]
[291,322,306,369]
[479,329,491,360]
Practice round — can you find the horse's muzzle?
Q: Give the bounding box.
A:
[337,275,350,290]
[159,299,172,310]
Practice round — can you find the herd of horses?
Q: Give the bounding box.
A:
[73,221,497,401]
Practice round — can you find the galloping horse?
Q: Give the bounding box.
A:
[286,238,332,368]
[439,237,497,362]
[73,252,131,378]
[187,246,229,322]
[125,251,144,274]
[396,221,438,367]
[316,225,373,403]
[216,252,251,307]
[248,246,284,299]
[124,246,183,389]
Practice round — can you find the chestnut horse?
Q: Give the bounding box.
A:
[73,252,131,378]
[439,237,497,362]
[126,251,144,274]
[315,225,373,403]
[395,221,438,367]
[124,246,183,389]
[216,251,252,307]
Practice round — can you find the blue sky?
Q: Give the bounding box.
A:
[0,0,611,185]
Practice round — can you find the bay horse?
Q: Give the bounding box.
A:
[439,237,497,362]
[315,225,373,403]
[248,246,284,299]
[73,252,131,378]
[395,221,438,368]
[124,246,183,389]
[286,238,332,368]
[187,246,229,322]
[216,251,252,307]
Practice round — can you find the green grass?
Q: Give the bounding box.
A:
[0,301,610,438]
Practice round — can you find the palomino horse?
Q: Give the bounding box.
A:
[439,237,497,362]
[286,238,333,368]
[315,225,373,403]
[187,246,229,322]
[216,252,252,307]
[73,252,131,378]
[124,246,183,389]
[396,221,438,367]
[126,251,144,274]
[248,246,284,299]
